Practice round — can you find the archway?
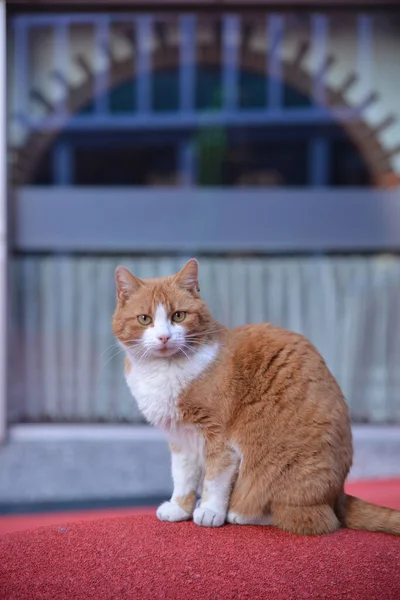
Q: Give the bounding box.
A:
[10,32,399,188]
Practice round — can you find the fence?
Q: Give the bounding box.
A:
[8,254,400,424]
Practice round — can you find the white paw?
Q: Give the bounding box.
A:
[227,511,273,525]
[226,511,242,524]
[156,501,191,523]
[193,507,225,528]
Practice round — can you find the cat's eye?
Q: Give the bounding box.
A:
[172,311,186,323]
[137,315,152,326]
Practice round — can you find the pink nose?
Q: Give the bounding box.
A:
[158,335,170,345]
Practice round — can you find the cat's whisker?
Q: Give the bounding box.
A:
[126,341,142,351]
[101,339,142,365]
[100,346,126,370]
[99,338,146,372]
[184,328,224,338]
[180,343,218,364]
[183,338,207,345]
[181,348,199,356]
[184,339,217,350]
[126,338,146,349]
[184,337,234,357]
[183,333,224,343]
[186,348,215,361]
[179,348,193,364]
[128,346,150,363]
[137,346,153,366]
[100,340,121,358]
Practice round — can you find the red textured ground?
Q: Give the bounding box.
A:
[1,478,399,536]
[0,480,399,600]
[1,513,400,600]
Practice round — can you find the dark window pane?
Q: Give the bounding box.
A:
[332,140,372,186]
[74,145,177,186]
[30,147,53,185]
[283,86,312,108]
[196,127,228,186]
[153,70,179,112]
[110,80,136,113]
[225,140,308,186]
[78,100,96,114]
[196,67,223,110]
[195,127,308,187]
[239,72,266,109]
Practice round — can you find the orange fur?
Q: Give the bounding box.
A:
[169,442,181,454]
[175,492,197,514]
[113,259,400,536]
[124,357,131,375]
[168,443,197,512]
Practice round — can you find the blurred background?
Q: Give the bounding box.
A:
[0,0,400,525]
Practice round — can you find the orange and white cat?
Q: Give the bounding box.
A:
[113,259,400,535]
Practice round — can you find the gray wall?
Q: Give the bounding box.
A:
[9,254,400,424]
[15,188,400,253]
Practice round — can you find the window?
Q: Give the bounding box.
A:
[74,144,177,186]
[10,12,400,189]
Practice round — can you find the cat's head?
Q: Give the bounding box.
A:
[112,259,215,360]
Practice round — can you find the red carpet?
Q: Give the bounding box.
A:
[0,506,155,536]
[1,477,399,536]
[1,514,400,600]
[1,480,399,599]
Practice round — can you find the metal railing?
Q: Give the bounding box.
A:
[10,12,375,131]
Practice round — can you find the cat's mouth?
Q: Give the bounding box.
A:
[152,345,181,358]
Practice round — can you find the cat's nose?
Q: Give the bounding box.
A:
[158,335,170,345]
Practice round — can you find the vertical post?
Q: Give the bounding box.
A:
[13,16,28,123]
[308,137,330,187]
[0,0,7,443]
[94,15,110,114]
[312,14,328,106]
[137,15,152,114]
[53,20,69,120]
[222,14,239,112]
[267,14,284,110]
[179,14,196,113]
[52,141,73,185]
[179,141,196,187]
[357,14,373,97]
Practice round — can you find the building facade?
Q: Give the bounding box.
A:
[4,2,400,429]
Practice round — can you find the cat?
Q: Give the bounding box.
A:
[112,258,400,535]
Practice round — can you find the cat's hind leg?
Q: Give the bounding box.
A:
[226,472,272,526]
[271,503,340,535]
[227,511,273,525]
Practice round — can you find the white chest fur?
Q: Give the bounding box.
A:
[125,343,219,431]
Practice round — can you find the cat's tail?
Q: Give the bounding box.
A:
[338,493,400,535]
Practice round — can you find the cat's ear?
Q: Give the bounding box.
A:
[174,259,200,293]
[115,266,143,301]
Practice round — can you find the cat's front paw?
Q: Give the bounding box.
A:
[193,506,225,527]
[156,501,191,523]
